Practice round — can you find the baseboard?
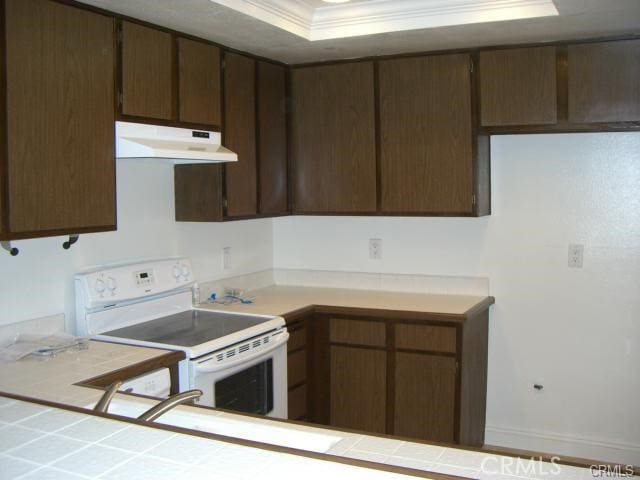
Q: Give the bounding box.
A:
[485,425,640,466]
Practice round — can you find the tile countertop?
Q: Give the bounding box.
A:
[0,397,426,480]
[196,285,493,319]
[0,341,177,408]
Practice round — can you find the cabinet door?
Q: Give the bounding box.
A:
[121,21,174,120]
[480,47,557,126]
[330,345,386,433]
[224,52,257,217]
[178,38,221,126]
[394,352,456,442]
[379,54,474,214]
[568,40,640,123]
[5,0,116,234]
[174,164,223,222]
[257,61,288,215]
[291,63,377,213]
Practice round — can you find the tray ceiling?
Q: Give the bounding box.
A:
[209,0,559,41]
[76,0,640,63]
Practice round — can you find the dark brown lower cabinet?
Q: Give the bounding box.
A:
[394,352,457,442]
[174,58,288,222]
[302,307,490,446]
[286,319,308,421]
[330,345,387,433]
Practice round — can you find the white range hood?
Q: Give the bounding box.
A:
[116,121,237,164]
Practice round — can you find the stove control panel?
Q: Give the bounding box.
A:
[76,257,194,308]
[134,269,155,287]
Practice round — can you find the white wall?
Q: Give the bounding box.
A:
[273,132,640,463]
[0,159,273,329]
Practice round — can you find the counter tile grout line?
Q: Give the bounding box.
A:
[4,433,92,473]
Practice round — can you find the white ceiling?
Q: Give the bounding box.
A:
[77,0,640,64]
[210,0,559,42]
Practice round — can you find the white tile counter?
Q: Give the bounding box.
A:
[0,341,177,408]
[0,398,422,480]
[0,395,616,480]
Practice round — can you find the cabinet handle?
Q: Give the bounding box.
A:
[62,234,80,250]
[1,241,19,256]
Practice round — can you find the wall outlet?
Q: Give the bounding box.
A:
[369,238,382,260]
[568,244,584,268]
[222,246,231,270]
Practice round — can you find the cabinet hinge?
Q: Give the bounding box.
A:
[472,194,476,206]
[223,198,228,209]
[470,58,474,73]
[116,28,123,45]
[117,92,123,107]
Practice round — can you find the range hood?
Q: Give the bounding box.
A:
[116,121,237,164]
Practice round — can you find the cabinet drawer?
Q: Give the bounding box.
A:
[288,327,306,352]
[287,349,306,387]
[330,318,385,347]
[395,324,456,353]
[288,384,307,420]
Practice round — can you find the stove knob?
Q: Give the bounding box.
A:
[106,276,117,293]
[94,278,106,294]
[181,264,190,279]
[172,265,181,280]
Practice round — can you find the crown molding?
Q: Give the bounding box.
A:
[210,0,558,41]
[212,0,314,39]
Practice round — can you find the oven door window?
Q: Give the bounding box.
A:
[214,359,274,415]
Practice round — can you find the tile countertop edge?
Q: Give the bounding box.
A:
[0,391,461,480]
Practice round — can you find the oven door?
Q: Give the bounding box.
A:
[189,331,288,419]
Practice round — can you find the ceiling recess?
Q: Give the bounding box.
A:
[210,0,559,41]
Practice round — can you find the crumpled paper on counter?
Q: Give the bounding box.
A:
[0,333,89,363]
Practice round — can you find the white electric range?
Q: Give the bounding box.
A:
[75,258,289,418]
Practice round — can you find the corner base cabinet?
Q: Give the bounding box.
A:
[303,304,491,446]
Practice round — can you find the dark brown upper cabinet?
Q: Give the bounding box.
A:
[568,39,640,123]
[257,61,288,215]
[121,21,174,121]
[175,57,289,222]
[379,54,489,216]
[178,38,221,127]
[174,164,224,222]
[223,52,258,217]
[291,62,377,214]
[2,0,116,238]
[480,46,557,126]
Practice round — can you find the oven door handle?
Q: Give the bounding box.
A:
[193,332,289,373]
